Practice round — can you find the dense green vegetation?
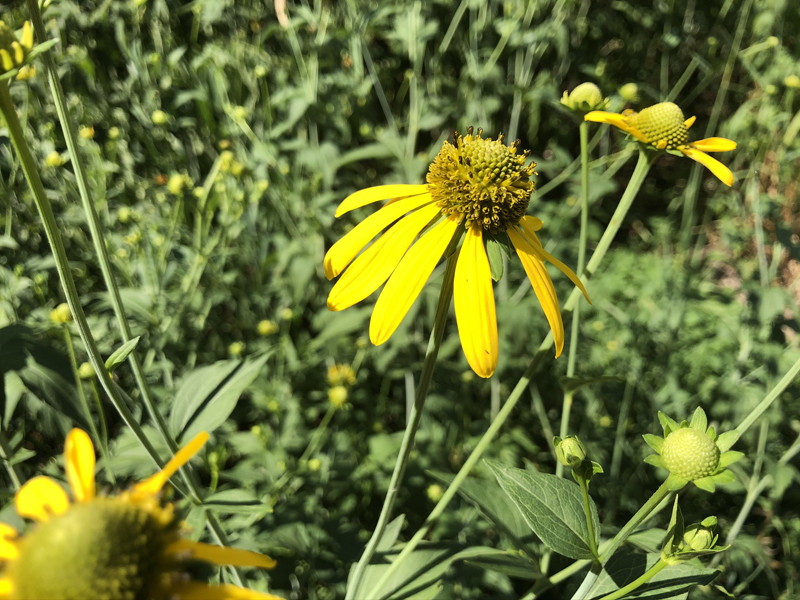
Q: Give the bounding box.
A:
[1,0,799,598]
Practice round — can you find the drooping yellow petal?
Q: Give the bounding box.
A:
[517,221,590,303]
[133,431,209,498]
[688,137,737,152]
[64,428,96,502]
[15,477,70,522]
[584,111,647,143]
[167,581,284,600]
[327,204,440,311]
[369,216,460,345]
[0,524,18,561]
[334,184,429,218]
[0,577,13,600]
[166,539,277,569]
[507,228,565,357]
[520,215,543,231]
[684,116,696,129]
[454,225,498,378]
[324,194,434,279]
[680,147,735,187]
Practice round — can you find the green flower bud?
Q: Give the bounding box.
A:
[786,75,800,89]
[78,362,95,380]
[554,435,587,468]
[561,82,608,112]
[683,517,717,551]
[328,385,348,408]
[427,484,444,503]
[151,109,169,125]
[50,303,72,324]
[661,428,720,481]
[619,82,639,102]
[228,341,245,357]
[257,319,278,336]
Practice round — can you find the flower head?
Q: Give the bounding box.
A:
[0,21,32,78]
[561,83,608,113]
[327,363,356,388]
[643,407,743,492]
[324,129,589,378]
[0,429,281,600]
[585,102,737,186]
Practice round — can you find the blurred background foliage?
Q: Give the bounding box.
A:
[1,0,799,598]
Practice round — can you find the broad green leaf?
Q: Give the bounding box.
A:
[588,549,718,599]
[464,552,540,579]
[428,470,535,551]
[358,542,506,600]
[172,353,271,441]
[487,461,598,560]
[104,336,141,372]
[203,489,271,514]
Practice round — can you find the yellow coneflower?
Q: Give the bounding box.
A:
[0,429,282,600]
[324,128,589,379]
[585,102,737,186]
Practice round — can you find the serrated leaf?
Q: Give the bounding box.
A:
[715,430,739,452]
[487,461,598,560]
[104,336,141,372]
[587,549,718,599]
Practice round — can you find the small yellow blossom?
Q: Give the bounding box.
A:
[257,319,279,336]
[79,125,95,140]
[77,362,95,380]
[328,386,348,407]
[228,341,245,357]
[280,308,293,321]
[327,364,356,387]
[151,109,169,125]
[45,151,63,167]
[50,303,72,324]
[308,458,322,472]
[427,484,444,503]
[15,65,35,81]
[786,75,800,89]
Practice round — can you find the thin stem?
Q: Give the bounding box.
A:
[599,558,668,600]
[346,252,458,600]
[298,404,338,465]
[579,476,600,561]
[62,325,115,483]
[0,429,23,490]
[368,148,654,600]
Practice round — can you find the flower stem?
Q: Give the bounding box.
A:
[346,252,458,600]
[578,475,600,561]
[366,147,654,600]
[598,558,668,600]
[557,120,591,479]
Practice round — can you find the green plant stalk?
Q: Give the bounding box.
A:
[0,77,244,585]
[579,475,600,561]
[0,429,23,490]
[89,379,110,462]
[557,120,591,479]
[368,148,654,600]
[347,252,458,600]
[62,325,115,483]
[299,403,338,465]
[599,558,668,600]
[24,0,178,453]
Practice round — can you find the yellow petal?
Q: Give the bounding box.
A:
[0,524,18,561]
[327,204,440,311]
[507,228,565,357]
[517,221,590,303]
[21,22,33,51]
[454,225,498,378]
[167,581,284,600]
[324,194,434,279]
[133,431,209,498]
[369,216,460,345]
[0,577,13,600]
[680,147,734,187]
[11,42,23,66]
[15,477,70,522]
[684,116,696,129]
[520,215,543,231]
[334,184,429,218]
[584,111,647,143]
[64,429,96,502]
[0,50,13,72]
[688,137,737,152]
[166,539,277,569]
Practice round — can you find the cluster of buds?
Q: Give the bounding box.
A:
[327,363,356,408]
[661,498,726,565]
[0,21,32,77]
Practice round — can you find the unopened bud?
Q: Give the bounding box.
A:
[554,435,587,468]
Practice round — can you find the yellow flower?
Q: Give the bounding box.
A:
[324,129,589,378]
[0,429,282,600]
[585,102,737,186]
[327,363,356,387]
[0,21,33,75]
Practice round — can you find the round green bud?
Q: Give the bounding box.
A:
[78,362,95,380]
[308,458,322,472]
[257,319,279,336]
[228,341,245,357]
[683,520,716,551]
[151,109,169,125]
[554,435,587,468]
[427,484,444,503]
[45,151,64,168]
[619,83,639,102]
[50,303,72,324]
[561,82,607,112]
[328,385,348,408]
[785,75,800,89]
[661,428,720,481]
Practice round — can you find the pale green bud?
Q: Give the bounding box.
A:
[554,435,587,468]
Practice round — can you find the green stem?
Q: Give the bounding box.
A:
[89,378,110,462]
[599,558,668,600]
[0,429,23,490]
[346,252,458,600]
[62,325,115,483]
[579,476,600,561]
[299,404,338,465]
[368,147,654,600]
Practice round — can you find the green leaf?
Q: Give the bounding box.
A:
[693,476,716,493]
[487,461,598,560]
[428,471,536,552]
[464,552,540,579]
[104,336,141,372]
[643,455,666,469]
[665,473,688,491]
[358,542,507,600]
[715,430,739,452]
[643,434,664,453]
[662,497,684,557]
[718,451,744,469]
[203,489,271,514]
[689,407,707,432]
[587,549,718,599]
[171,353,271,441]
[486,235,505,282]
[658,412,681,437]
